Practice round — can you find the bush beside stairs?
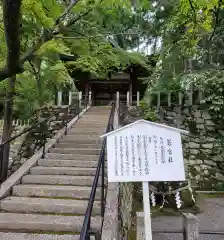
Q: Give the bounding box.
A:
[0,106,111,240]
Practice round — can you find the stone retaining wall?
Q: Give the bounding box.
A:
[2,105,77,177]
[122,103,224,189]
[162,105,224,189]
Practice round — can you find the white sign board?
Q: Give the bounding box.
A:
[105,120,186,182]
[102,119,187,240]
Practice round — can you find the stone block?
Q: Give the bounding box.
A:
[196,160,203,164]
[190,149,199,155]
[195,118,204,124]
[101,183,119,240]
[189,142,200,149]
[205,126,215,132]
[195,166,201,172]
[213,155,223,162]
[202,143,213,149]
[189,160,196,165]
[194,111,201,118]
[202,111,211,120]
[205,120,215,126]
[204,160,217,167]
[189,155,196,160]
[195,175,201,181]
[183,108,190,115]
[196,124,205,130]
[182,213,199,240]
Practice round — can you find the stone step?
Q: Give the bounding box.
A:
[63,135,101,141]
[0,197,100,215]
[38,159,98,168]
[0,232,78,240]
[66,132,102,137]
[79,118,109,121]
[49,148,101,155]
[60,138,102,144]
[12,184,100,199]
[22,175,101,186]
[0,213,101,233]
[30,166,97,176]
[74,124,106,128]
[45,153,99,160]
[69,128,104,133]
[55,143,102,149]
[75,121,106,125]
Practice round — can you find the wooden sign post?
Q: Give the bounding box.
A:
[101,119,188,240]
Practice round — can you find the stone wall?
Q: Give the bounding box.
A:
[4,105,78,177]
[121,102,224,189]
[162,105,224,189]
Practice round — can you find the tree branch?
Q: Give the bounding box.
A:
[3,0,22,72]
[188,0,197,26]
[0,1,91,81]
[209,0,223,41]
[55,0,81,25]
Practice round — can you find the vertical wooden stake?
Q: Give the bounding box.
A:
[142,182,152,240]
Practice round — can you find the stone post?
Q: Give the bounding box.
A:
[57,91,62,106]
[129,82,133,106]
[116,92,120,110]
[137,91,140,106]
[168,92,171,107]
[127,92,130,107]
[89,91,92,105]
[136,212,145,240]
[157,92,160,109]
[68,91,72,105]
[79,91,82,109]
[101,109,120,240]
[182,213,199,240]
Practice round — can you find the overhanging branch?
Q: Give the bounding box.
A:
[209,0,223,41]
[0,0,89,81]
[188,0,197,27]
[55,0,81,25]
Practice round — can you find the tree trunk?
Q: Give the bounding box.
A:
[0,75,16,182]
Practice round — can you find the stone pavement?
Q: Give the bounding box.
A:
[197,197,224,232]
[139,197,224,240]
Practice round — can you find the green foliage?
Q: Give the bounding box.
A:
[181,69,224,123]
[0,0,150,119]
[139,99,157,121]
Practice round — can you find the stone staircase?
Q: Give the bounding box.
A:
[0,106,111,240]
